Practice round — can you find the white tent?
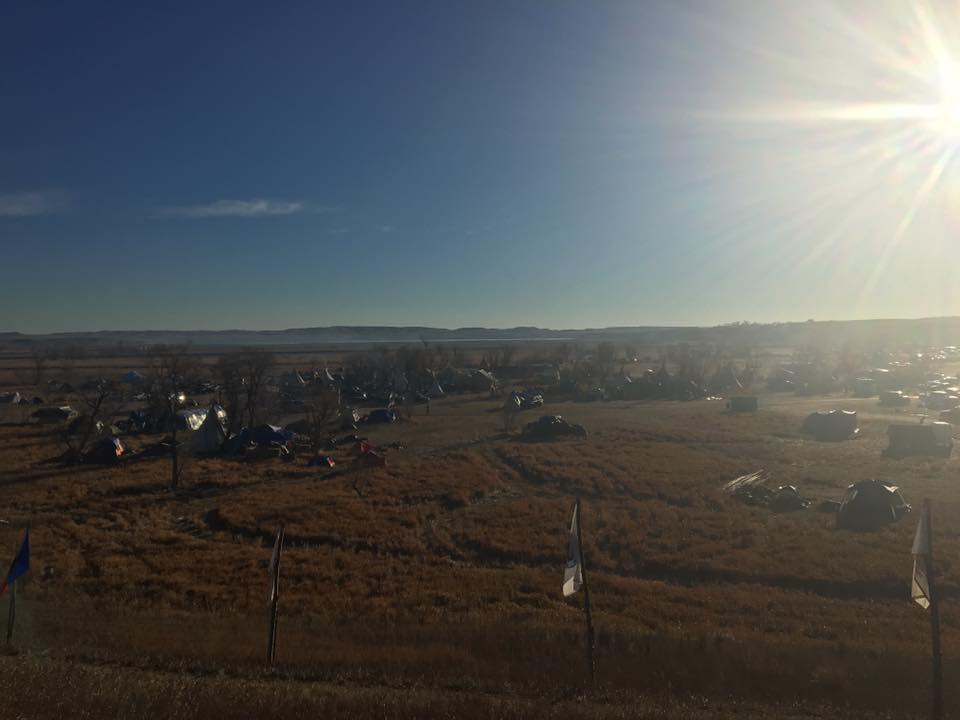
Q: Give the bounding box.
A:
[429,379,445,398]
[321,367,338,387]
[191,405,226,454]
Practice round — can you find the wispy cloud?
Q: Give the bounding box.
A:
[159,198,307,218]
[0,190,66,217]
[374,224,395,233]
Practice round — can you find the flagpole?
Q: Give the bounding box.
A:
[267,526,284,665]
[924,500,943,720]
[575,499,596,685]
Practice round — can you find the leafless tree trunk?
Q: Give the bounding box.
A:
[304,382,341,452]
[216,355,244,435]
[239,350,274,427]
[29,344,48,386]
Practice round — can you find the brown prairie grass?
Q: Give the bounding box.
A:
[0,385,957,717]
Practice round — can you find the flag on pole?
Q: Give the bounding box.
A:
[912,509,931,609]
[563,502,583,597]
[0,530,29,595]
[268,526,283,602]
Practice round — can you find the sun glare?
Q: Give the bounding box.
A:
[934,60,960,138]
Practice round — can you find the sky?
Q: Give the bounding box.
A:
[6,0,960,333]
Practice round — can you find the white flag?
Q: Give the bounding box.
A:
[268,527,283,602]
[563,503,583,597]
[911,511,930,609]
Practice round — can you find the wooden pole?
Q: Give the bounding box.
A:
[6,579,15,643]
[170,397,179,490]
[924,500,943,720]
[267,527,284,665]
[575,499,596,685]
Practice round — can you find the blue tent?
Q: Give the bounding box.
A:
[241,424,293,445]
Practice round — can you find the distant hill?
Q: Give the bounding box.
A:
[3,317,960,353]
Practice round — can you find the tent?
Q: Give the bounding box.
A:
[886,422,953,457]
[243,424,293,446]
[248,424,292,445]
[284,418,313,435]
[0,392,21,404]
[768,485,809,513]
[880,390,910,407]
[320,367,338,387]
[175,407,207,431]
[191,405,226,455]
[177,405,226,432]
[837,479,909,530]
[31,406,77,424]
[940,407,960,424]
[729,396,758,412]
[85,436,125,464]
[67,415,105,437]
[470,369,498,392]
[428,379,445,398]
[365,408,397,424]
[120,371,144,384]
[522,415,587,440]
[353,449,386,469]
[801,410,859,441]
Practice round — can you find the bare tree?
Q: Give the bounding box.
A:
[29,343,48,386]
[143,345,198,488]
[216,355,245,436]
[238,350,274,427]
[62,378,118,462]
[304,381,341,451]
[502,393,521,433]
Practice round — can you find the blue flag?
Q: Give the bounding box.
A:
[0,530,29,594]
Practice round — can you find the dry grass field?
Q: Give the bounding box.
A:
[0,364,958,718]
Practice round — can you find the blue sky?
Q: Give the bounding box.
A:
[5,1,960,332]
